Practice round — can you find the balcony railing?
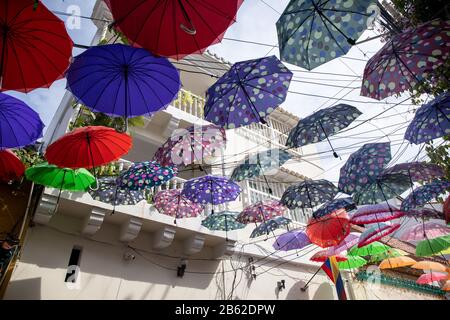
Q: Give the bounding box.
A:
[172,88,205,119]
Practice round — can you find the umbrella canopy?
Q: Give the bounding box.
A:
[404,92,450,144]
[445,195,450,224]
[0,92,44,149]
[153,124,226,167]
[45,126,132,169]
[105,0,243,60]
[361,20,450,100]
[276,0,373,70]
[417,272,448,285]
[237,199,287,224]
[231,149,292,182]
[443,280,450,291]
[416,234,450,257]
[273,230,311,251]
[182,175,241,206]
[404,207,444,220]
[326,232,360,256]
[306,208,351,248]
[310,251,347,263]
[382,162,445,184]
[154,189,203,220]
[379,256,416,269]
[0,150,25,182]
[338,142,391,195]
[88,177,144,206]
[0,0,73,92]
[350,203,406,225]
[250,216,291,238]
[399,222,450,242]
[400,179,450,212]
[348,241,391,257]
[313,197,355,219]
[201,211,245,231]
[286,104,361,157]
[204,55,293,129]
[412,261,448,273]
[66,44,180,121]
[25,163,95,191]
[357,222,401,247]
[338,255,367,270]
[118,161,177,190]
[281,179,338,209]
[369,248,408,263]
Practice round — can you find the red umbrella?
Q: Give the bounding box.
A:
[310,250,347,263]
[105,0,243,60]
[45,126,132,169]
[0,0,73,92]
[306,209,351,248]
[0,149,25,182]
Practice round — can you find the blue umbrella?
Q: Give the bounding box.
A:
[204,55,293,129]
[66,44,181,130]
[404,92,450,144]
[401,179,450,212]
[0,92,44,149]
[250,216,292,238]
[313,197,355,219]
[276,0,374,70]
[286,104,361,158]
[281,179,338,209]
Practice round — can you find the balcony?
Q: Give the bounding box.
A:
[171,88,205,119]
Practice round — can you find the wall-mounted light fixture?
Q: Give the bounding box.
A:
[177,258,187,278]
[277,280,286,291]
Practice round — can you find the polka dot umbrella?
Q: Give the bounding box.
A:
[250,216,291,239]
[400,179,450,212]
[313,197,356,219]
[201,211,245,241]
[281,179,338,210]
[382,162,445,184]
[361,19,450,100]
[154,189,203,224]
[237,199,287,224]
[118,161,178,191]
[204,55,292,129]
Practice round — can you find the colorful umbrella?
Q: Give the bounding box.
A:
[45,126,132,170]
[0,0,73,92]
[382,162,445,184]
[399,222,450,242]
[88,176,144,206]
[338,255,367,270]
[276,0,374,70]
[286,104,362,158]
[154,189,203,222]
[182,175,241,210]
[250,216,291,238]
[313,197,355,219]
[404,92,450,144]
[416,234,450,257]
[404,207,444,220]
[201,211,245,241]
[306,209,351,248]
[412,261,448,273]
[0,92,44,149]
[350,203,406,225]
[119,161,177,190]
[338,142,391,195]
[66,44,180,127]
[105,0,243,60]
[348,241,391,257]
[400,179,450,212]
[379,256,416,269]
[237,199,287,224]
[310,251,347,263]
[281,179,338,209]
[361,20,450,100]
[153,124,226,167]
[370,248,408,263]
[357,222,401,247]
[417,272,448,285]
[0,150,25,182]
[325,232,360,256]
[273,230,311,251]
[204,55,293,129]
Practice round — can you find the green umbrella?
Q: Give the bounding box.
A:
[338,256,367,270]
[416,234,450,257]
[348,241,391,257]
[201,211,246,241]
[368,248,408,263]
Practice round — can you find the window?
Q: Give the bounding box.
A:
[64,246,82,283]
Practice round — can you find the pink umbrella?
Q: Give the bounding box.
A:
[416,272,448,285]
[326,232,360,256]
[237,199,287,224]
[153,189,204,223]
[399,222,450,242]
[350,203,405,225]
[358,223,401,248]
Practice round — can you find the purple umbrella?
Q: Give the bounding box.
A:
[326,233,361,256]
[0,92,44,149]
[401,179,450,212]
[66,44,180,129]
[204,55,293,129]
[273,230,311,251]
[382,162,445,184]
[404,207,444,220]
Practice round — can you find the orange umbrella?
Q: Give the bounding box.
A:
[411,261,448,273]
[379,256,416,269]
[442,280,450,291]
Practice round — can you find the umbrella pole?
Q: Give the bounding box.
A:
[0,27,8,89]
[301,266,322,291]
[318,121,339,159]
[86,133,99,191]
[111,184,119,215]
[258,160,273,195]
[225,215,229,242]
[312,4,356,45]
[55,170,67,213]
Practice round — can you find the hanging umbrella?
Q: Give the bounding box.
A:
[445,195,450,224]
[237,199,287,224]
[416,234,450,257]
[105,0,243,60]
[338,255,367,270]
[202,211,245,241]
[0,0,73,92]
[350,203,406,225]
[412,261,448,273]
[154,189,203,222]
[119,161,177,190]
[382,162,445,184]
[379,256,417,269]
[399,222,450,242]
[153,124,226,167]
[250,216,291,238]
[204,55,293,129]
[286,104,362,158]
[417,272,448,285]
[306,208,351,248]
[273,230,311,251]
[401,179,450,212]
[313,198,355,219]
[276,0,374,70]
[325,232,360,256]
[361,20,450,100]
[357,222,401,247]
[88,176,145,206]
[0,92,44,149]
[370,248,409,263]
[281,179,338,209]
[45,126,132,170]
[405,92,450,144]
[66,44,180,129]
[338,142,391,195]
[404,207,444,220]
[442,281,450,291]
[0,150,25,182]
[348,241,391,257]
[310,251,347,263]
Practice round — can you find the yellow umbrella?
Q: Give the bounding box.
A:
[379,256,417,269]
[411,261,448,273]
